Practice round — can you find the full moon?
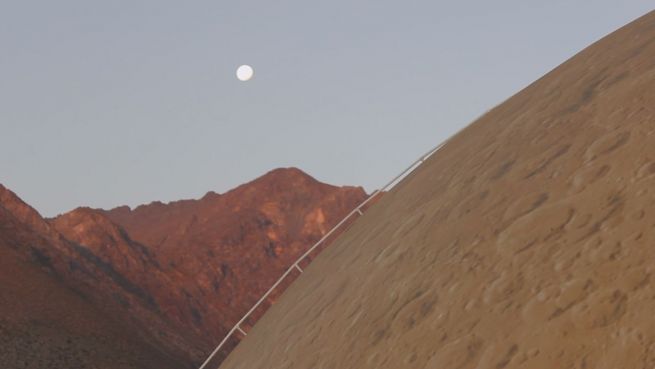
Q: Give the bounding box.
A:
[236,65,254,81]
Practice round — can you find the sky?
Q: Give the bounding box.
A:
[1,1,652,216]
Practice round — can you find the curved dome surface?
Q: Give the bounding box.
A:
[221,11,655,369]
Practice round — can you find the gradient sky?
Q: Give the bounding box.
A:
[1,1,652,216]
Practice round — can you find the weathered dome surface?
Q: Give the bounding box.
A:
[221,11,655,369]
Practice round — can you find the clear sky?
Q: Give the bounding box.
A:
[1,1,652,216]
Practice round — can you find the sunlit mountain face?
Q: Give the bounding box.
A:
[0,168,367,367]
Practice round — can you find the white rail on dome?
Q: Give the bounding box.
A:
[198,131,462,369]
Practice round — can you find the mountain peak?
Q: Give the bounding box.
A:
[0,184,53,236]
[247,167,321,189]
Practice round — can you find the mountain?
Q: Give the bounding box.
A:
[99,167,368,361]
[1,167,367,367]
[0,184,183,369]
[219,11,655,369]
[49,206,204,366]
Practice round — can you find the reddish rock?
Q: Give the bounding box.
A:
[1,168,368,367]
[0,185,186,369]
[101,167,368,362]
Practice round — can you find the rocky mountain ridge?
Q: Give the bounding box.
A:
[0,167,368,367]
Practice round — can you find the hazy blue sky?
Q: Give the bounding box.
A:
[1,1,652,216]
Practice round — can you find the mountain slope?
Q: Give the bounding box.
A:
[220,11,655,369]
[1,167,367,367]
[0,186,181,369]
[49,207,204,365]
[99,167,368,362]
[50,167,368,365]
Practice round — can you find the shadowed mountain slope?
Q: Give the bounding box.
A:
[0,186,182,369]
[220,11,655,369]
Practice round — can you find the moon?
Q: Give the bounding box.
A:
[236,65,254,81]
